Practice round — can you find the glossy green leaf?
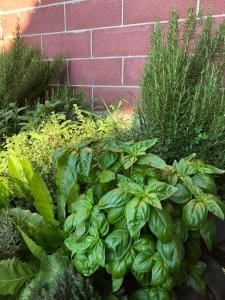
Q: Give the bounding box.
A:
[203,194,224,220]
[99,152,118,169]
[64,235,97,255]
[112,277,123,292]
[74,252,99,276]
[107,206,124,224]
[146,178,178,200]
[117,175,144,196]
[30,174,55,226]
[157,237,184,272]
[182,200,207,230]
[20,157,34,183]
[200,219,216,251]
[186,273,206,295]
[90,207,109,236]
[71,199,92,223]
[127,139,158,155]
[138,153,167,170]
[93,239,105,267]
[0,258,37,295]
[133,235,156,252]
[63,213,77,234]
[98,170,115,183]
[99,188,130,209]
[192,175,217,194]
[132,250,154,273]
[121,155,137,169]
[151,253,169,286]
[106,259,127,278]
[125,197,149,240]
[170,183,191,204]
[144,193,162,209]
[148,208,173,243]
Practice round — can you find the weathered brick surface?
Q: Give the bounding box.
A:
[0,0,224,106]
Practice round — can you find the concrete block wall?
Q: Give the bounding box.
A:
[0,0,225,105]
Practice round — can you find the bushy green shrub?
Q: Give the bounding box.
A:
[137,9,225,166]
[1,138,224,298]
[0,27,63,109]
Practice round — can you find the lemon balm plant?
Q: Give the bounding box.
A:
[1,138,225,298]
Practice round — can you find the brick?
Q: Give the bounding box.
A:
[93,86,140,106]
[66,0,122,30]
[1,6,64,37]
[68,59,122,85]
[124,57,146,86]
[23,35,42,49]
[200,0,225,15]
[43,32,90,59]
[124,0,197,24]
[0,0,38,11]
[93,25,151,57]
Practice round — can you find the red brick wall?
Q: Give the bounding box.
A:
[0,0,225,105]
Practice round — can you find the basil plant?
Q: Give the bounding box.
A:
[2,138,224,299]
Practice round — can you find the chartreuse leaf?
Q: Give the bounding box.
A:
[157,237,184,272]
[200,219,216,251]
[126,139,158,156]
[148,208,173,243]
[117,175,144,196]
[121,155,137,169]
[30,174,56,226]
[0,258,37,295]
[125,197,150,240]
[20,157,34,183]
[0,177,9,207]
[112,277,123,292]
[182,200,207,230]
[99,188,130,209]
[146,178,178,200]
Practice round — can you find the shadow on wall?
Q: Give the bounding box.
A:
[0,0,140,107]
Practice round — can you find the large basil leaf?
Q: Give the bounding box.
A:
[117,175,144,196]
[55,152,78,223]
[90,207,109,236]
[64,235,97,255]
[133,235,156,252]
[63,213,77,234]
[138,153,167,170]
[112,277,123,292]
[99,152,118,169]
[151,253,169,286]
[73,221,89,242]
[131,288,170,300]
[146,178,177,200]
[98,170,115,183]
[132,250,154,273]
[200,219,216,251]
[144,193,162,209]
[186,262,206,296]
[98,188,130,209]
[170,183,191,204]
[0,258,37,295]
[126,139,157,156]
[148,208,173,243]
[203,194,224,220]
[173,219,188,243]
[125,197,150,240]
[93,239,105,267]
[121,155,138,169]
[79,147,93,177]
[74,252,99,276]
[192,174,217,194]
[106,259,127,279]
[71,198,93,223]
[157,237,184,272]
[105,229,132,261]
[107,206,124,224]
[182,200,207,230]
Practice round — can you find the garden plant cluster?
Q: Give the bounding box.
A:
[0,8,225,300]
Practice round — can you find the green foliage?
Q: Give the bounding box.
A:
[0,26,63,109]
[137,8,225,166]
[3,138,223,298]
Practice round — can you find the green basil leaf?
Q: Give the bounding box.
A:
[107,206,124,225]
[173,219,188,243]
[148,288,170,300]
[73,221,89,242]
[63,213,77,234]
[127,139,158,156]
[192,175,217,194]
[99,188,130,209]
[161,276,175,291]
[112,277,123,292]
[71,199,92,223]
[106,259,127,278]
[105,229,132,261]
[125,197,150,240]
[200,219,216,251]
[138,153,167,170]
[121,155,138,169]
[151,253,169,286]
[98,170,116,183]
[93,239,105,267]
[117,174,144,196]
[133,235,156,252]
[64,235,96,255]
[186,273,206,295]
[90,207,109,236]
[157,237,184,272]
[146,178,178,200]
[99,152,118,169]
[144,193,162,209]
[189,261,206,277]
[130,288,149,300]
[74,252,99,276]
[79,147,92,177]
[203,194,224,220]
[170,183,191,204]
[148,208,173,243]
[182,200,207,230]
[132,250,154,273]
[103,139,124,153]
